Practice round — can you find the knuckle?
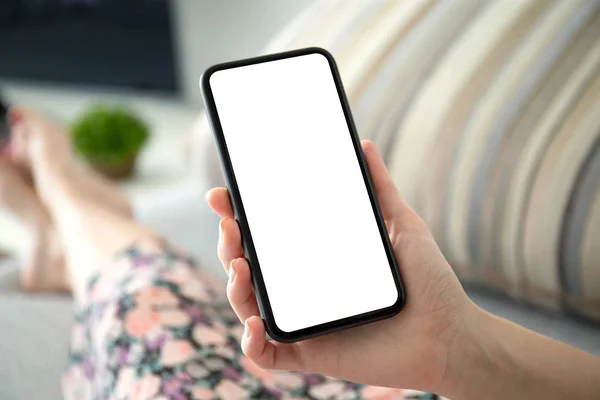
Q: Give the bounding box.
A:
[255,354,272,369]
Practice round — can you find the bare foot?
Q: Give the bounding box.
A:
[8,107,132,218]
[4,107,134,294]
[9,108,156,302]
[0,159,69,292]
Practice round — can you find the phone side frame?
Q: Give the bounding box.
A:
[200,47,406,343]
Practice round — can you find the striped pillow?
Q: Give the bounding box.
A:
[199,0,600,321]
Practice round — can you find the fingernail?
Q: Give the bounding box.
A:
[229,259,237,282]
[244,319,251,339]
[219,219,224,239]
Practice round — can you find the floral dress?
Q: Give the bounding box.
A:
[62,239,441,400]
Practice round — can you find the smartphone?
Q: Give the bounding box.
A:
[201,47,405,342]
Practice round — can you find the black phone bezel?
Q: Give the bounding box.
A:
[200,47,406,343]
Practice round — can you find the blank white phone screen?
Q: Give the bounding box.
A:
[208,52,398,333]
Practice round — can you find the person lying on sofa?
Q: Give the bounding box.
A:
[1,107,599,399]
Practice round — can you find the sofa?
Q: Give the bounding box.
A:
[2,0,600,398]
[196,0,600,320]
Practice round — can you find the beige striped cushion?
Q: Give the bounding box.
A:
[480,11,600,291]
[423,0,549,261]
[523,75,600,307]
[563,134,600,319]
[581,179,600,320]
[196,0,600,321]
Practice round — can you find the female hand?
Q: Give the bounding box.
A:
[206,140,474,393]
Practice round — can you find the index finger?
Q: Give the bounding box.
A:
[206,187,235,219]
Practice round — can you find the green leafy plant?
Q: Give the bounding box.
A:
[71,105,149,164]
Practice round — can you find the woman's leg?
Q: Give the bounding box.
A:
[2,108,132,293]
[9,108,132,219]
[11,112,293,399]
[11,109,434,399]
[0,158,67,291]
[9,108,147,300]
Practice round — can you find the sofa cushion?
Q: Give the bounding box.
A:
[191,0,600,321]
[0,293,72,400]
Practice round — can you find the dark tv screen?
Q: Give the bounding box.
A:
[0,0,178,93]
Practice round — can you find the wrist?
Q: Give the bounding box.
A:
[435,303,518,399]
[434,299,600,400]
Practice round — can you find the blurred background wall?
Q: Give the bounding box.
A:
[0,0,312,103]
[173,0,311,103]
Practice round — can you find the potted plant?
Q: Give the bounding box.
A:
[71,105,149,179]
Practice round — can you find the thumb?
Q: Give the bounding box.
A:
[361,140,425,231]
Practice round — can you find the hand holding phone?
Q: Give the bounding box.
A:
[202,49,405,342]
[203,48,469,390]
[205,49,600,398]
[207,141,469,391]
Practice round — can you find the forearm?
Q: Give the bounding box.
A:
[440,306,600,399]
